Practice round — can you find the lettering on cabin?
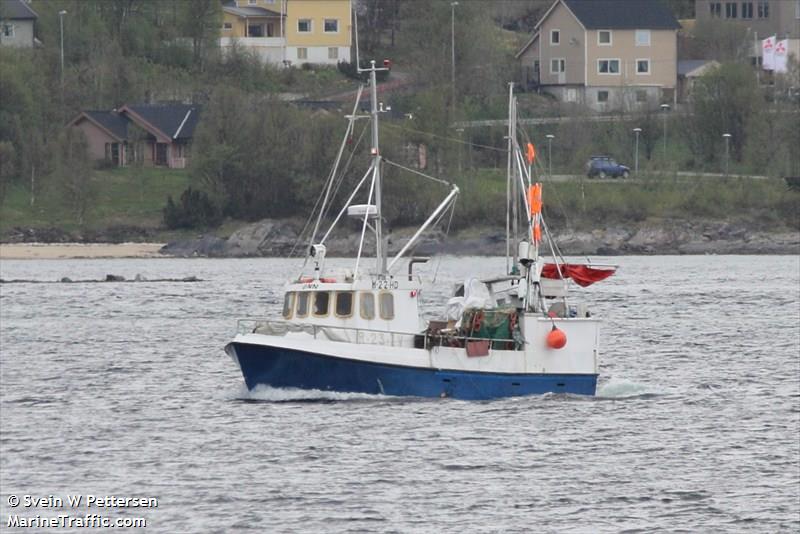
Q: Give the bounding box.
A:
[302,283,319,289]
[371,279,399,290]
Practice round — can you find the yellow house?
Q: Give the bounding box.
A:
[220,0,352,65]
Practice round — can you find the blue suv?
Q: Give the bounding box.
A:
[586,156,630,179]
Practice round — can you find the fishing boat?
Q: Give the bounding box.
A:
[225,61,615,400]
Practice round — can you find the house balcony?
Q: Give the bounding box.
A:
[220,36,285,48]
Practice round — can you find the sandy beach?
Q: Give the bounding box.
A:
[0,243,167,260]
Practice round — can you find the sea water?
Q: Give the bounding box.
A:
[1,256,798,532]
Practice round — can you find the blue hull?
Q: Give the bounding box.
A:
[228,342,597,400]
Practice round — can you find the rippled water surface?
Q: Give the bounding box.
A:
[1,256,798,533]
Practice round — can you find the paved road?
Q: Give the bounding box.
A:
[541,172,770,182]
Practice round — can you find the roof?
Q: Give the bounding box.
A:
[678,59,719,76]
[222,4,282,18]
[1,0,38,20]
[515,31,540,59]
[84,110,128,140]
[124,103,202,140]
[69,103,202,141]
[561,0,680,30]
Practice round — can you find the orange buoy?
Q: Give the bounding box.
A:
[527,183,542,215]
[546,325,567,349]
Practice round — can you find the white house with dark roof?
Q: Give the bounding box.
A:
[516,0,681,111]
[0,0,37,48]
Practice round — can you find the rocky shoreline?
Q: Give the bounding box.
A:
[4,219,797,257]
[159,219,799,257]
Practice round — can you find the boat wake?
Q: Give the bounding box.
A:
[233,384,394,403]
[595,377,665,399]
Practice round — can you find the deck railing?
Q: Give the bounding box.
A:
[234,318,519,350]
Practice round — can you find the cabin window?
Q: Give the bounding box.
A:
[335,292,354,317]
[360,292,375,320]
[282,292,295,319]
[379,292,394,320]
[313,292,330,317]
[296,292,309,317]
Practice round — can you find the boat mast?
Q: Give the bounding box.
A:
[367,60,386,274]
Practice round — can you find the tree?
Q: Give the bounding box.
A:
[52,128,95,225]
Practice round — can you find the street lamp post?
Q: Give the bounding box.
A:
[632,127,642,175]
[722,133,731,177]
[59,10,67,86]
[450,2,459,110]
[660,103,670,163]
[545,134,554,177]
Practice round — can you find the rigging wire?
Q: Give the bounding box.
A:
[432,198,457,284]
[381,122,506,152]
[383,158,452,187]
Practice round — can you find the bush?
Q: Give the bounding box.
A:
[163,187,221,229]
[337,60,389,82]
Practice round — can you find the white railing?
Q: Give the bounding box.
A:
[234,318,520,349]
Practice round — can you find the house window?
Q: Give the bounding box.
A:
[598,59,620,74]
[741,2,753,18]
[298,19,312,32]
[725,2,738,17]
[335,292,353,318]
[248,0,257,5]
[155,143,168,166]
[757,0,769,18]
[328,47,338,59]
[1,24,13,37]
[710,2,722,16]
[222,22,233,31]
[282,292,295,319]
[324,19,338,33]
[550,29,560,45]
[637,59,650,74]
[313,292,330,317]
[379,293,394,320]
[636,90,648,102]
[248,24,264,37]
[550,58,565,74]
[598,30,611,45]
[597,90,609,103]
[297,47,307,60]
[635,30,650,46]
[360,292,375,320]
[296,292,309,318]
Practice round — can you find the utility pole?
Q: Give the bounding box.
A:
[59,10,67,86]
[723,133,731,177]
[660,103,670,164]
[450,2,458,111]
